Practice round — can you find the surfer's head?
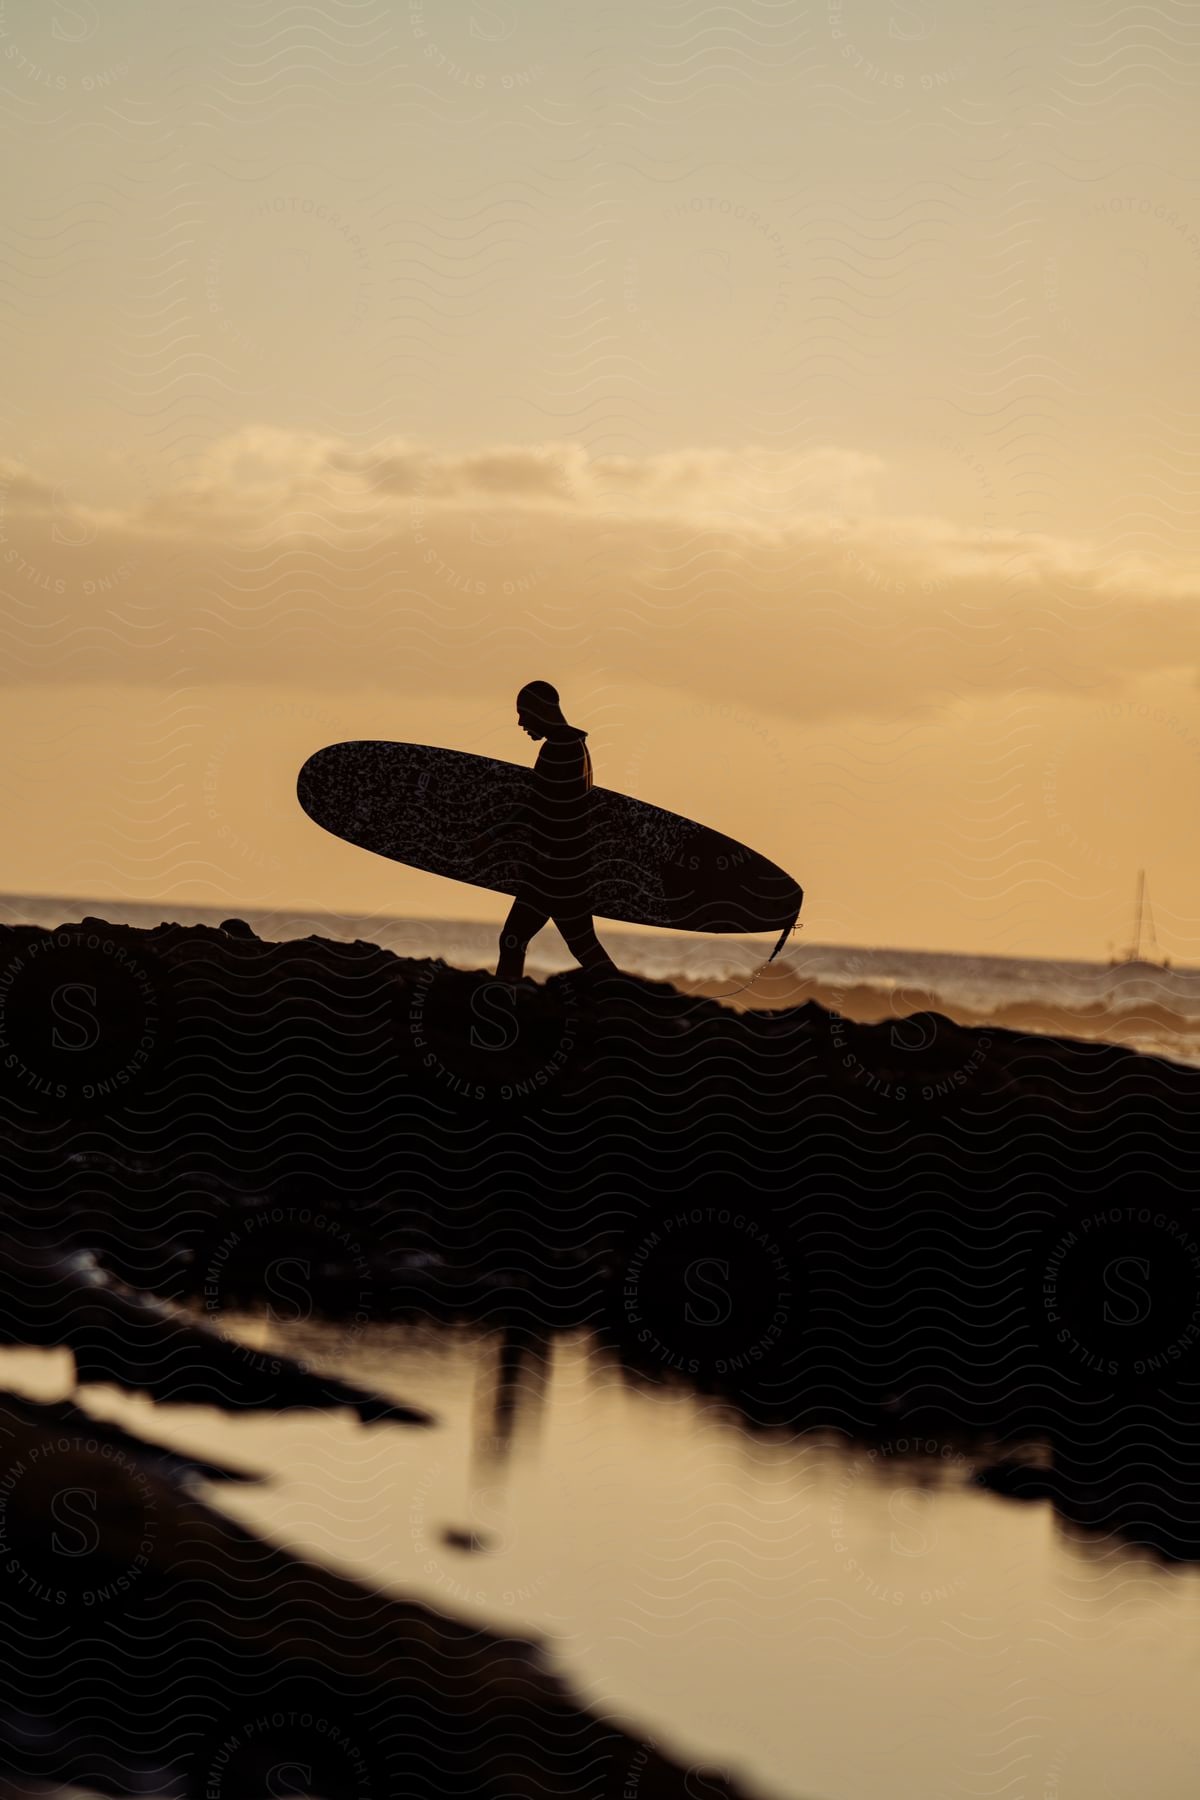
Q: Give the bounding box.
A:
[516,679,563,740]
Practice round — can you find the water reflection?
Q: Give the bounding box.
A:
[67,1322,1200,1800]
[473,1326,550,1474]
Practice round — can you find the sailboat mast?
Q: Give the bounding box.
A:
[1144,876,1160,959]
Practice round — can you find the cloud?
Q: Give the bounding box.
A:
[1,431,1197,725]
[0,458,56,511]
[328,442,583,502]
[108,429,886,531]
[588,446,884,517]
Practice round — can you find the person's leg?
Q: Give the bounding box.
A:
[553,913,617,973]
[496,899,549,982]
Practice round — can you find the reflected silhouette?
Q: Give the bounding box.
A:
[471,1324,550,1477]
[488,681,618,982]
[450,1327,553,1556]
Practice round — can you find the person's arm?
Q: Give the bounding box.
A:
[468,757,543,866]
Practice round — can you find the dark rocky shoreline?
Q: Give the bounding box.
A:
[3,916,1197,1409]
[2,914,1200,1793]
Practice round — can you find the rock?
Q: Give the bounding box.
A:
[219,918,258,939]
[0,1240,433,1427]
[441,1527,492,1553]
[3,914,1200,1521]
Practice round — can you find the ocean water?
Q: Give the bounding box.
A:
[3,893,1198,1067]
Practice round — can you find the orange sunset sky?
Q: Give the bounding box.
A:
[2,0,1198,962]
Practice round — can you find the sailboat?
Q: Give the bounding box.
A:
[1109,869,1171,969]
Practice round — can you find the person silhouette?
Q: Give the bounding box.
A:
[489,681,618,983]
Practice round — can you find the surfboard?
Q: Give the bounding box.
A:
[297,741,802,938]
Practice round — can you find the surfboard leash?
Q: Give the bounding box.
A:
[768,914,799,965]
[699,909,801,1003]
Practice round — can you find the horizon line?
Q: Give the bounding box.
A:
[0,890,1184,975]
